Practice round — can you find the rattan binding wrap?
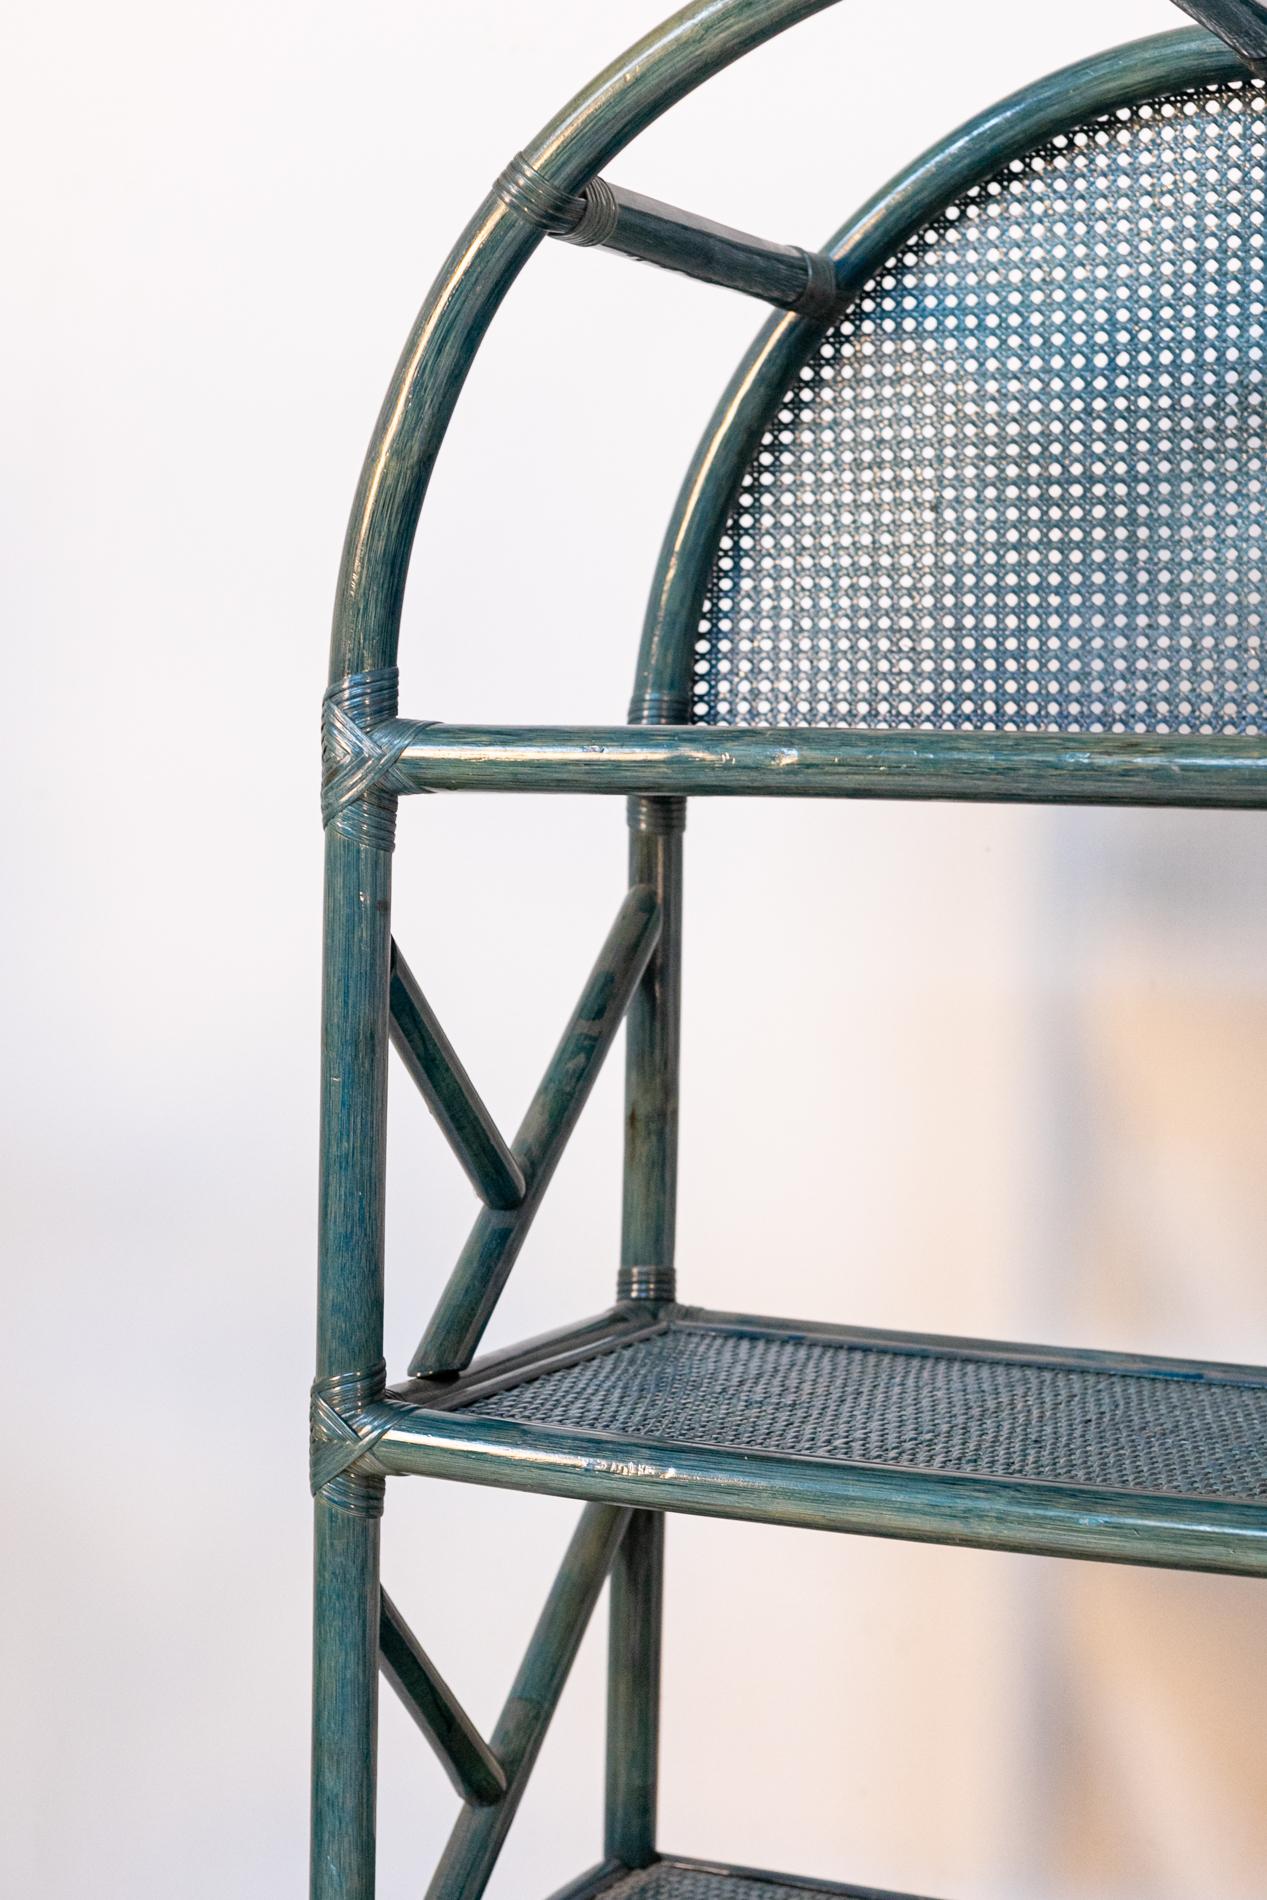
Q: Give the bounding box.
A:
[310,1363,390,1517]
[694,79,1267,734]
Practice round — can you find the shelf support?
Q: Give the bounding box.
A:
[496,153,838,316]
[389,942,526,1211]
[313,825,393,1900]
[426,1504,632,1900]
[410,886,662,1377]
[605,1510,665,1866]
[379,1590,507,1808]
[620,796,684,1303]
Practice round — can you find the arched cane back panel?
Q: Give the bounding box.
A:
[692,77,1267,734]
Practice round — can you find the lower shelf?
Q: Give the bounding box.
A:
[376,1304,1267,1575]
[552,1859,937,1900]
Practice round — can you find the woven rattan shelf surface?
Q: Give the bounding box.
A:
[373,1306,1267,1574]
[463,1314,1267,1502]
[566,1859,937,1900]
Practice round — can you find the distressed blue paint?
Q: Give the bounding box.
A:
[315,11,1260,1900]
[393,723,1267,807]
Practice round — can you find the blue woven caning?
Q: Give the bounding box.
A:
[468,1323,1267,1500]
[695,80,1267,735]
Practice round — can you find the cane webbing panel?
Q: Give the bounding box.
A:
[588,1863,932,1899]
[466,1321,1267,1501]
[693,80,1267,733]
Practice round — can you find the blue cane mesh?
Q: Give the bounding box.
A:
[693,80,1267,733]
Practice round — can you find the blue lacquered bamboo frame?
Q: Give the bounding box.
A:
[314,7,1265,1898]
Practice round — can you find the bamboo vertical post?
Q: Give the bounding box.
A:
[605,1508,665,1865]
[605,786,684,1866]
[619,795,684,1302]
[312,831,393,1900]
[312,1504,381,1900]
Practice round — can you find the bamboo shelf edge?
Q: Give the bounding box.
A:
[547,1854,941,1898]
[365,1408,1267,1576]
[394,724,1267,806]
[371,1301,1267,1579]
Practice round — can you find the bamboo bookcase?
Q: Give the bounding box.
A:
[313,4,1267,1894]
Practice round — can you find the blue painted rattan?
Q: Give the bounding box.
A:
[313,10,1267,1899]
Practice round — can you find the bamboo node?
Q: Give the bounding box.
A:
[627,687,690,725]
[310,1361,390,1517]
[627,794,686,835]
[617,1265,677,1301]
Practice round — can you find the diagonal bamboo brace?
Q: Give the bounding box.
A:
[389,943,526,1211]
[425,1504,632,1900]
[379,1589,507,1808]
[410,885,662,1377]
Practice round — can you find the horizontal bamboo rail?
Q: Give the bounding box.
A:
[426,1504,632,1900]
[378,1590,507,1807]
[365,1398,1267,1578]
[389,943,526,1210]
[393,724,1267,807]
[411,885,663,1377]
[561,181,835,313]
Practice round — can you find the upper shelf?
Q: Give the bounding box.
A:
[370,1303,1267,1576]
[549,1856,941,1899]
[393,724,1267,808]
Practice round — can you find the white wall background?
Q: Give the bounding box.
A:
[7,3,1267,1895]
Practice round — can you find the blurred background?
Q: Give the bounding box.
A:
[6,2,1267,1894]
